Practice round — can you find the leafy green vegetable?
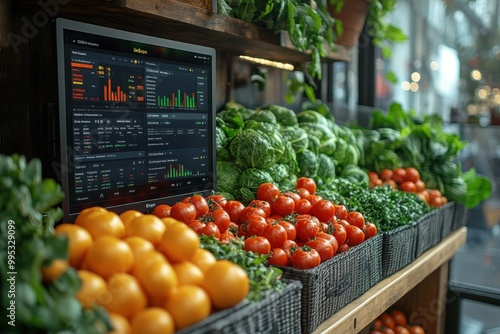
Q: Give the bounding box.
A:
[199,235,285,302]
[317,154,336,183]
[296,149,319,178]
[229,129,277,169]
[0,154,111,334]
[279,126,309,154]
[216,161,241,194]
[462,168,492,209]
[249,109,278,125]
[260,104,298,127]
[266,164,289,183]
[297,110,329,127]
[238,168,275,192]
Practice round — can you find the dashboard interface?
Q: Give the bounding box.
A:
[56,19,216,221]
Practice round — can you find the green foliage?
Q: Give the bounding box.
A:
[0,154,111,334]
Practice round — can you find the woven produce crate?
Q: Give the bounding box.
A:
[452,202,467,231]
[415,210,441,257]
[177,279,302,334]
[278,233,383,334]
[440,202,456,239]
[381,222,418,278]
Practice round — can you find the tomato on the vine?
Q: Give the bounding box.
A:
[345,224,365,246]
[256,183,281,202]
[296,188,311,199]
[262,223,288,249]
[295,199,312,215]
[346,211,365,229]
[306,194,322,205]
[239,206,266,223]
[291,246,321,269]
[170,202,197,224]
[187,220,206,235]
[334,204,348,220]
[272,195,295,216]
[316,232,339,255]
[248,199,272,218]
[295,177,316,194]
[182,195,209,218]
[332,222,347,245]
[224,200,245,223]
[267,248,288,266]
[281,191,301,204]
[277,220,297,241]
[295,217,319,242]
[282,239,298,260]
[207,208,230,234]
[244,236,271,255]
[206,194,227,209]
[305,237,334,262]
[311,199,335,222]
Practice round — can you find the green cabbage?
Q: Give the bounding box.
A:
[266,164,289,183]
[248,109,277,124]
[261,104,298,127]
[216,161,240,193]
[296,110,329,127]
[238,168,275,191]
[229,129,277,169]
[297,149,319,178]
[317,154,336,183]
[279,126,309,154]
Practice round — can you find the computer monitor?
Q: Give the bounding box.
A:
[55,18,217,222]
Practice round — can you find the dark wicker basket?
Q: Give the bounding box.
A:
[381,222,418,278]
[415,210,442,257]
[440,202,456,239]
[452,202,467,231]
[177,279,302,334]
[278,233,383,334]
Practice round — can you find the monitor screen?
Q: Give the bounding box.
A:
[55,18,217,222]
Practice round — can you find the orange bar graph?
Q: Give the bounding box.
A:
[71,62,93,69]
[103,78,127,102]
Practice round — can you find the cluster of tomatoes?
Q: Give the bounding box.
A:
[46,207,250,334]
[154,177,377,270]
[371,309,426,334]
[368,167,448,207]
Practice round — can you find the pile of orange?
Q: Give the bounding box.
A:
[43,206,250,334]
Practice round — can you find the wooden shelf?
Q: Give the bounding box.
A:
[14,0,353,64]
[313,227,468,334]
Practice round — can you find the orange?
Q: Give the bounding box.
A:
[120,210,143,228]
[125,214,166,247]
[202,260,249,310]
[161,217,182,229]
[75,208,126,239]
[124,237,155,257]
[158,223,199,262]
[104,273,147,319]
[41,259,69,283]
[85,235,134,278]
[76,269,107,309]
[130,307,174,334]
[164,285,211,330]
[108,312,132,334]
[55,223,93,268]
[131,250,167,277]
[172,261,204,286]
[189,248,217,274]
[134,258,178,303]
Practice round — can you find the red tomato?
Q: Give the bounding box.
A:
[239,206,266,223]
[390,309,408,327]
[170,202,196,224]
[224,200,245,223]
[262,223,288,249]
[316,232,339,255]
[400,181,416,193]
[363,222,378,239]
[405,167,420,183]
[244,236,271,255]
[306,194,322,205]
[256,183,281,202]
[152,204,171,218]
[277,220,297,241]
[392,168,406,184]
[346,225,365,246]
[306,237,334,262]
[281,191,301,204]
[188,220,206,235]
[272,195,295,217]
[346,211,365,229]
[407,325,425,334]
[208,208,230,234]
[295,218,320,242]
[378,312,395,329]
[282,239,298,260]
[182,195,209,218]
[394,325,410,334]
[200,222,220,239]
[206,194,227,209]
[311,199,336,222]
[295,177,317,194]
[291,247,321,269]
[332,222,347,245]
[245,213,268,237]
[380,169,393,181]
[295,199,312,215]
[248,199,272,218]
[334,204,348,220]
[338,219,350,228]
[296,188,311,199]
[267,248,288,266]
[337,243,350,253]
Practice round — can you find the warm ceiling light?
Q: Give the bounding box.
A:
[477,88,488,99]
[401,81,411,91]
[430,61,439,71]
[411,72,421,82]
[239,55,294,71]
[410,82,419,92]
